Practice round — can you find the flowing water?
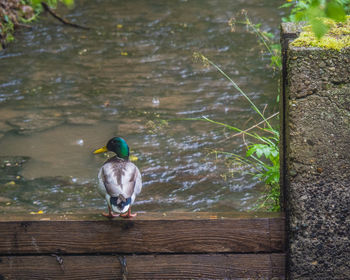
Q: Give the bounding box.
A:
[0,0,282,214]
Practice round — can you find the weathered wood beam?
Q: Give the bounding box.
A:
[0,212,285,254]
[0,253,285,279]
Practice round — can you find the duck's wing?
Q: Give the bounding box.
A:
[100,158,141,199]
[131,164,142,196]
[120,161,142,199]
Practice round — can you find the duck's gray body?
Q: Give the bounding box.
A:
[97,156,142,214]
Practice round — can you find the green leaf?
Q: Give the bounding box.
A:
[299,1,312,9]
[310,0,321,8]
[32,0,42,6]
[310,18,329,39]
[280,3,294,8]
[256,147,263,158]
[294,11,308,21]
[271,150,279,158]
[246,146,256,157]
[263,149,271,159]
[325,1,346,22]
[306,5,325,19]
[61,0,74,8]
[264,32,275,39]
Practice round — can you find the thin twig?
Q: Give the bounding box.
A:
[41,2,90,30]
[229,112,279,139]
[242,116,254,130]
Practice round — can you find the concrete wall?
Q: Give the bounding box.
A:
[281,23,350,279]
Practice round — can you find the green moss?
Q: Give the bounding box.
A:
[292,16,350,51]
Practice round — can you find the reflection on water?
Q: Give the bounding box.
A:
[0,0,281,213]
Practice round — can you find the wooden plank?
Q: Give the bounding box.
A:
[0,253,286,279]
[0,213,285,254]
[0,212,283,221]
[269,215,286,251]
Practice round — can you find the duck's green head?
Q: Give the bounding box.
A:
[93,137,129,159]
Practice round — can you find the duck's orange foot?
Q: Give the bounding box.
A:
[102,212,120,218]
[120,208,137,219]
[102,209,119,218]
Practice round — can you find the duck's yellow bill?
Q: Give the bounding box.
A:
[93,146,108,154]
[129,155,138,162]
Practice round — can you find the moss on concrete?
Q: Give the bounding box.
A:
[283,21,350,278]
[292,16,350,51]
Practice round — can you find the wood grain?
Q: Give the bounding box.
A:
[0,214,285,254]
[0,254,285,279]
[0,212,283,221]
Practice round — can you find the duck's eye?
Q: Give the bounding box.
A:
[111,140,120,146]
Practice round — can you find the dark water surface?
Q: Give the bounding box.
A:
[0,0,282,214]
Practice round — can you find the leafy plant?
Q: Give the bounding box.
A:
[281,0,350,38]
[22,0,74,21]
[0,16,15,45]
[25,0,74,9]
[193,53,280,211]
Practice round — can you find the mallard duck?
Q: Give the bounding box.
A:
[93,137,142,218]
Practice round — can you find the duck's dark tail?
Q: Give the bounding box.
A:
[110,196,132,212]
